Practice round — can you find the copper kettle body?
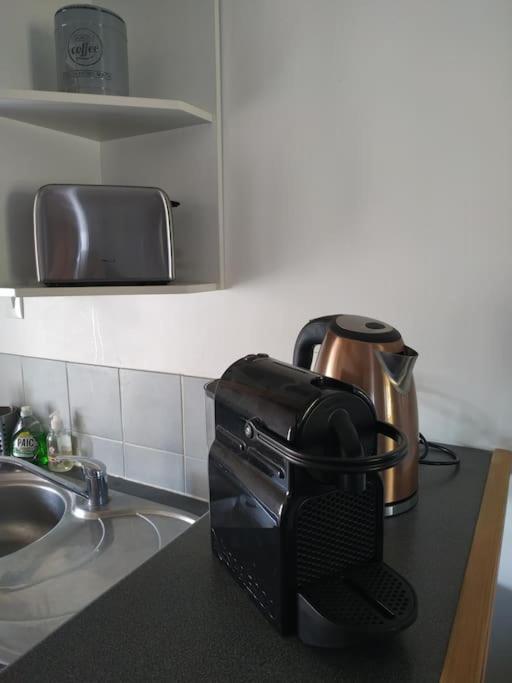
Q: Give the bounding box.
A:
[293,314,419,516]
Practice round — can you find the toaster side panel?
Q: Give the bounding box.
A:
[34,184,174,284]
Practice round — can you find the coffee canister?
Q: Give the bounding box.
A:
[55,4,129,96]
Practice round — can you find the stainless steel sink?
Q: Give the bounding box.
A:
[0,483,65,558]
[0,463,198,667]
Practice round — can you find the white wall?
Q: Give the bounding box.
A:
[1,0,511,450]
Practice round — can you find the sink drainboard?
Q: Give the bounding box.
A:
[0,471,196,667]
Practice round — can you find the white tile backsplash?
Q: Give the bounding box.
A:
[67,363,122,440]
[75,434,124,477]
[124,444,184,492]
[182,376,210,460]
[75,433,125,477]
[185,456,209,500]
[120,369,182,453]
[0,353,211,498]
[0,354,23,407]
[21,357,70,430]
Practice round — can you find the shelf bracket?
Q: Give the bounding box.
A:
[8,296,24,319]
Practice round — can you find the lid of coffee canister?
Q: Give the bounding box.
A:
[55,5,126,23]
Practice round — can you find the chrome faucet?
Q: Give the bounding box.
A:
[0,456,109,509]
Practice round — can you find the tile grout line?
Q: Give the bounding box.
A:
[120,473,207,502]
[123,442,185,457]
[202,378,210,457]
[116,368,126,478]
[19,356,26,405]
[180,375,187,494]
[69,435,190,456]
[64,362,73,435]
[72,429,125,443]
[0,351,208,381]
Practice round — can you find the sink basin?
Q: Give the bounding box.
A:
[0,484,65,558]
[0,467,198,668]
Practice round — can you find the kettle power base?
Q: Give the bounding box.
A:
[384,491,419,517]
[297,562,417,648]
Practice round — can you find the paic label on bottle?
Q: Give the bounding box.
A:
[13,431,37,458]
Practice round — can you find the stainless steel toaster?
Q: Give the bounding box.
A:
[34,184,176,285]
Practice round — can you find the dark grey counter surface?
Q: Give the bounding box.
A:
[1,447,490,682]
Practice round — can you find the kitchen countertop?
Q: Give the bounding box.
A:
[0,448,494,682]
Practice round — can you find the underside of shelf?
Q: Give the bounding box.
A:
[0,89,213,140]
[0,282,218,298]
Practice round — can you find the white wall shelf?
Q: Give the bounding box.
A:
[0,89,213,141]
[0,0,223,299]
[0,282,217,298]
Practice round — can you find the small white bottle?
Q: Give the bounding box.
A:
[47,411,74,473]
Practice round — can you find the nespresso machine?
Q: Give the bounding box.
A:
[207,354,417,648]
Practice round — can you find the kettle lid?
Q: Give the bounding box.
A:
[333,314,401,343]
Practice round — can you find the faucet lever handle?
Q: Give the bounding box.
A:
[69,457,106,476]
[54,456,109,508]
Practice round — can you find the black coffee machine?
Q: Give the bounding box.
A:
[207,354,417,647]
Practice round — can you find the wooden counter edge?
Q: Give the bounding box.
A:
[440,449,512,683]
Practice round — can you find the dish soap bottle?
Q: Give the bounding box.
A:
[12,406,46,464]
[47,411,74,472]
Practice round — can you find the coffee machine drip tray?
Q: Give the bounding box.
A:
[297,562,417,648]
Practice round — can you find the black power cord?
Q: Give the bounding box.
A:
[418,433,460,466]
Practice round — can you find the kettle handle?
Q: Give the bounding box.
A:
[293,315,337,369]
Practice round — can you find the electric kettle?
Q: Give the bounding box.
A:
[293,314,419,516]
